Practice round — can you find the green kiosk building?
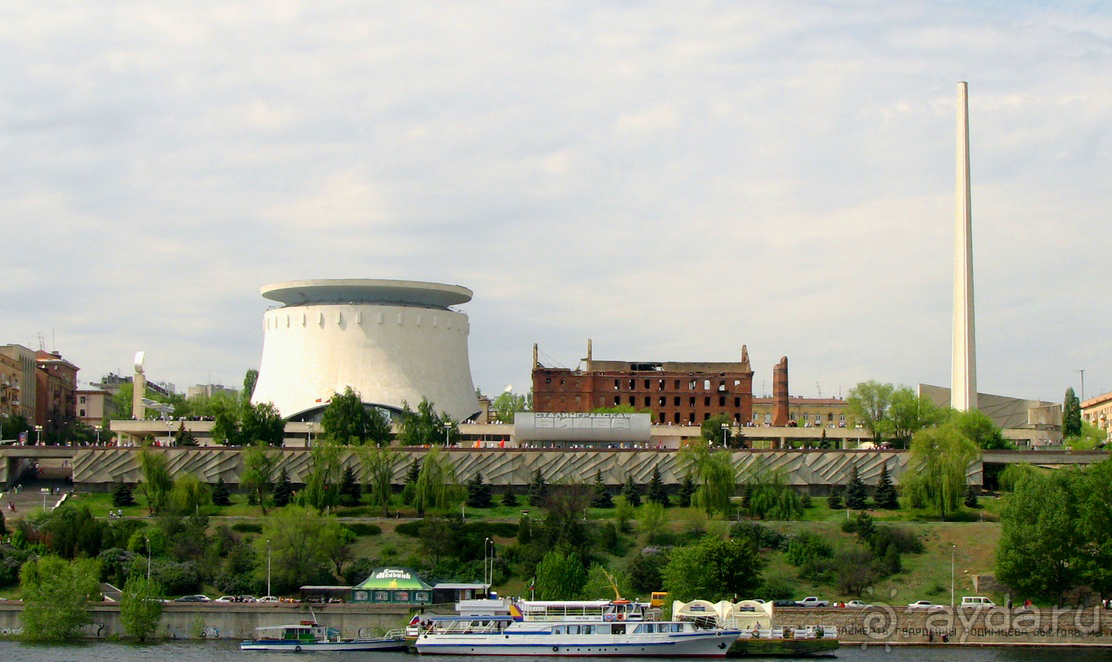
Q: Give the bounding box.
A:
[350,567,433,604]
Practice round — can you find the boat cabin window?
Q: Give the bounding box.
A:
[612,624,625,635]
[670,623,685,633]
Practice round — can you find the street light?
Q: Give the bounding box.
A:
[484,537,493,591]
[306,422,314,448]
[267,539,272,598]
[34,425,42,445]
[721,423,729,448]
[444,421,452,446]
[146,536,152,580]
[950,544,956,609]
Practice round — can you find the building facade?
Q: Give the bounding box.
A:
[0,344,38,422]
[532,342,769,426]
[36,351,80,440]
[1082,391,1112,441]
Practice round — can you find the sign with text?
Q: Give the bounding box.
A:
[514,412,651,443]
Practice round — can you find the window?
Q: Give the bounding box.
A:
[614,396,620,406]
[628,396,635,405]
[674,396,680,406]
[659,396,666,406]
[704,397,710,407]
[614,379,620,390]
[674,380,680,389]
[644,379,650,389]
[719,396,726,407]
[734,397,740,407]
[689,380,696,390]
[689,397,695,407]
[644,397,650,407]
[703,379,711,390]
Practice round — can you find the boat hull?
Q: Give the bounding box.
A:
[416,631,740,657]
[241,638,408,652]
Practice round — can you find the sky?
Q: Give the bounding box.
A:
[3,2,1110,405]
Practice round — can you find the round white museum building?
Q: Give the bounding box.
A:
[251,279,481,422]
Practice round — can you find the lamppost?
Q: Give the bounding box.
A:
[34,425,42,445]
[167,420,174,447]
[267,539,272,598]
[950,544,956,609]
[146,536,152,580]
[444,421,451,446]
[721,423,729,448]
[484,537,493,591]
[306,422,314,448]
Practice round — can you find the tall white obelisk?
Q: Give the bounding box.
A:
[951,81,977,411]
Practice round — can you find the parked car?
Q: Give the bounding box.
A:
[844,600,871,608]
[796,597,830,608]
[258,596,279,603]
[238,595,258,603]
[215,596,237,603]
[907,600,942,610]
[175,594,211,603]
[771,599,797,608]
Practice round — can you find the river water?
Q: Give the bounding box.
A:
[1,640,1109,661]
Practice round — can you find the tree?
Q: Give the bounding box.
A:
[1063,387,1082,439]
[112,480,136,507]
[996,470,1080,605]
[211,477,231,507]
[964,486,979,508]
[591,470,613,509]
[242,368,259,404]
[273,467,294,508]
[339,465,362,506]
[677,474,695,508]
[887,387,945,447]
[241,443,279,513]
[1067,422,1108,451]
[397,398,458,446]
[120,575,164,642]
[680,442,736,516]
[303,440,343,511]
[700,414,735,447]
[321,387,372,444]
[359,445,400,517]
[174,421,198,447]
[874,464,899,510]
[466,472,494,509]
[137,448,173,516]
[846,380,895,443]
[501,489,518,507]
[414,447,459,515]
[662,536,763,603]
[535,550,587,600]
[845,465,868,510]
[322,525,358,578]
[169,472,210,515]
[1076,460,1112,598]
[212,398,242,446]
[241,402,285,447]
[901,424,979,519]
[527,468,548,507]
[640,502,668,544]
[419,517,454,566]
[647,465,669,507]
[492,390,530,424]
[19,556,102,641]
[950,409,1009,450]
[827,485,844,510]
[621,475,642,508]
[259,506,338,593]
[744,469,804,521]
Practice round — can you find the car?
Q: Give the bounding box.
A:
[239,595,258,603]
[961,596,996,608]
[258,595,279,603]
[796,597,830,607]
[215,596,237,603]
[845,600,871,608]
[771,599,797,608]
[175,594,211,603]
[907,600,942,610]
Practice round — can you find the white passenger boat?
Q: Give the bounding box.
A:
[414,598,740,657]
[240,620,408,652]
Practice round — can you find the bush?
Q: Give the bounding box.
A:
[869,526,923,555]
[760,577,795,601]
[231,523,263,534]
[785,532,834,568]
[395,521,423,537]
[729,521,786,550]
[347,523,382,537]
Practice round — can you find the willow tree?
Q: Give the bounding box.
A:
[901,424,979,519]
[19,556,101,641]
[120,575,164,642]
[137,448,173,516]
[241,443,279,514]
[414,446,459,515]
[679,440,737,516]
[359,445,401,516]
[303,439,343,511]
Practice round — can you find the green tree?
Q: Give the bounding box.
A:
[677,474,695,508]
[241,443,279,513]
[242,369,259,404]
[169,473,210,515]
[950,409,1010,450]
[211,477,231,507]
[359,445,400,517]
[241,401,285,447]
[591,470,613,509]
[873,464,899,510]
[492,390,530,424]
[211,395,242,446]
[303,440,343,511]
[120,575,164,641]
[414,447,459,515]
[137,448,173,516]
[501,489,518,507]
[621,475,642,508]
[259,506,338,593]
[845,465,868,510]
[527,467,548,507]
[112,480,135,507]
[647,465,669,507]
[700,414,734,447]
[1067,422,1108,450]
[397,399,458,446]
[640,502,668,544]
[901,424,979,519]
[339,465,362,506]
[419,517,454,566]
[1063,387,1082,438]
[1076,460,1112,598]
[466,472,494,509]
[535,550,587,600]
[582,563,632,600]
[19,556,101,641]
[321,387,371,444]
[174,421,198,447]
[680,442,736,516]
[662,536,763,603]
[744,469,804,521]
[996,470,1080,605]
[846,380,895,443]
[887,386,945,447]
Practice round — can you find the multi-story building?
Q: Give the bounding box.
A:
[76,383,116,429]
[35,350,79,441]
[532,341,759,426]
[186,383,238,400]
[1082,391,1112,441]
[0,344,37,422]
[752,396,851,428]
[0,352,23,424]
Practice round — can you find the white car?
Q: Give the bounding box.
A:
[215,596,237,603]
[845,600,871,608]
[258,595,279,603]
[907,600,942,610]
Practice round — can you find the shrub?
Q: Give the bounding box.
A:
[231,523,263,534]
[728,521,786,550]
[395,521,423,537]
[346,523,382,537]
[785,532,834,567]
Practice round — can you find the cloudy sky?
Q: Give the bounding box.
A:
[3,2,1109,405]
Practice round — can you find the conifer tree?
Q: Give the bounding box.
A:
[501,489,518,508]
[647,465,669,507]
[828,484,844,510]
[591,470,613,509]
[211,477,231,507]
[621,475,642,508]
[272,467,294,508]
[845,465,868,510]
[528,468,548,507]
[678,474,695,508]
[112,480,135,507]
[340,465,362,506]
[874,464,899,510]
[964,485,979,509]
[466,472,494,509]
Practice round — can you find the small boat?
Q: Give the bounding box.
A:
[414,598,740,657]
[673,599,840,658]
[240,620,408,652]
